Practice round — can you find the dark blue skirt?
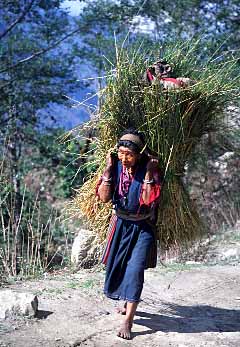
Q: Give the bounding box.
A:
[104,217,154,302]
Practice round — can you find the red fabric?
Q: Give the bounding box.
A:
[139,167,162,207]
[147,69,154,81]
[139,183,161,207]
[160,77,183,87]
[102,214,118,265]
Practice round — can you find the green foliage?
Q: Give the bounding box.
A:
[25,128,86,199]
[0,0,80,197]
[0,1,82,279]
[80,279,96,289]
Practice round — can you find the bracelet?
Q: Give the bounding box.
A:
[143,178,154,184]
[102,175,112,182]
[102,182,112,186]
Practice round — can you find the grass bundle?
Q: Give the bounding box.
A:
[70,39,240,250]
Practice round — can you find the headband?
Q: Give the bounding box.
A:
[119,134,144,150]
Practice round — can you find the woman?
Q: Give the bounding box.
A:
[96,129,162,339]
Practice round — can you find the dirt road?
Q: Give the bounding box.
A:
[0,264,239,347]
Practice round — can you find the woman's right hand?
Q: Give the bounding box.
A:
[106,151,117,169]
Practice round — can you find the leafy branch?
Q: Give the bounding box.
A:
[0,0,36,40]
[0,27,82,74]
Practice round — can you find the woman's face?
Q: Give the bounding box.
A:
[118,146,140,169]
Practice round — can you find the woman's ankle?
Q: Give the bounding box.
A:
[124,317,133,327]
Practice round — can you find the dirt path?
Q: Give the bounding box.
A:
[0,264,239,347]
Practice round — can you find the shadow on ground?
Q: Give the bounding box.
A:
[36,310,53,319]
[133,302,240,337]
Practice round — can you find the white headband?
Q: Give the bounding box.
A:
[119,134,144,150]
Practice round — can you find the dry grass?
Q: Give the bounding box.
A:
[68,39,240,250]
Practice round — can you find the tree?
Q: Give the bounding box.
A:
[133,0,240,51]
[0,0,80,274]
[75,0,240,72]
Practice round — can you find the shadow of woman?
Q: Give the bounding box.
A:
[133,302,240,336]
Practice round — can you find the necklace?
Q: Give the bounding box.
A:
[127,167,134,175]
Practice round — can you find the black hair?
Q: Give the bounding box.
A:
[117,128,145,154]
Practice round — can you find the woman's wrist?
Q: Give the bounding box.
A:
[143,171,154,184]
[103,167,113,179]
[101,167,113,188]
[102,182,112,187]
[102,175,112,182]
[144,171,153,180]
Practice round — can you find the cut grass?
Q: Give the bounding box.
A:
[69,39,240,251]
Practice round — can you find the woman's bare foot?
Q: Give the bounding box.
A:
[117,320,132,340]
[116,301,127,315]
[117,301,137,339]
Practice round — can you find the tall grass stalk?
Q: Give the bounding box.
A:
[0,143,61,280]
[0,189,59,280]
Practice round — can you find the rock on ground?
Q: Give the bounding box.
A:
[0,264,239,347]
[71,229,104,269]
[0,290,38,319]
